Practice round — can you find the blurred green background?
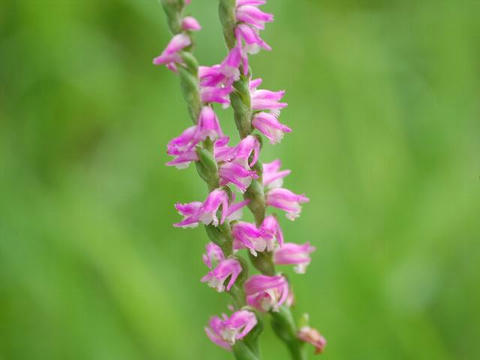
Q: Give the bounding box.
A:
[1,0,479,359]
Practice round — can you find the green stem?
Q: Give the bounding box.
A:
[271,306,307,360]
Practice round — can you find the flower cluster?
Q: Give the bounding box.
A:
[155,0,326,356]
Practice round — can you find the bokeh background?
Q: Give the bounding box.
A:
[1,0,479,359]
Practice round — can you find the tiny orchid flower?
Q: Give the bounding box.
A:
[199,188,231,226]
[167,126,195,155]
[174,201,203,228]
[225,198,250,222]
[260,215,284,247]
[205,316,231,349]
[199,48,241,88]
[235,24,271,73]
[220,46,242,82]
[201,258,243,292]
[232,221,273,255]
[244,274,290,312]
[203,242,225,269]
[219,162,259,193]
[252,111,291,144]
[199,65,226,87]
[251,88,287,116]
[166,149,198,169]
[236,2,274,30]
[262,159,291,189]
[181,16,201,31]
[266,188,309,220]
[235,24,271,54]
[167,108,224,169]
[153,33,191,72]
[205,310,258,349]
[214,137,236,162]
[175,189,249,228]
[274,242,316,273]
[195,106,224,142]
[232,135,260,168]
[298,326,327,354]
[200,85,233,107]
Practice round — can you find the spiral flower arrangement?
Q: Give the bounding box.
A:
[154,1,326,358]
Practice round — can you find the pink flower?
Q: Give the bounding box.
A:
[219,162,258,193]
[166,107,223,169]
[153,33,191,72]
[201,258,243,292]
[235,24,271,74]
[214,137,236,162]
[205,310,258,349]
[250,81,287,116]
[199,65,226,87]
[260,215,284,247]
[274,242,316,274]
[266,188,309,220]
[203,242,225,269]
[167,127,196,154]
[174,201,203,228]
[200,85,233,106]
[199,188,231,226]
[195,106,224,142]
[236,1,273,30]
[262,159,291,189]
[199,47,241,89]
[175,189,249,228]
[232,222,273,255]
[216,136,260,191]
[244,274,289,312]
[233,135,260,168]
[252,112,291,144]
[225,197,250,222]
[166,149,198,169]
[298,326,327,354]
[220,46,242,81]
[181,16,201,31]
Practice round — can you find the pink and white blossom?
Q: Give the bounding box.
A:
[174,189,248,228]
[251,88,287,116]
[232,222,273,255]
[266,188,309,220]
[260,215,284,247]
[205,310,258,349]
[252,111,291,144]
[219,162,259,193]
[195,106,224,142]
[232,135,260,168]
[166,126,198,169]
[244,274,290,312]
[214,137,236,162]
[153,33,191,72]
[167,107,224,169]
[274,242,316,273]
[235,24,271,73]
[198,48,241,89]
[200,85,233,106]
[298,326,327,354]
[203,242,225,269]
[236,1,273,30]
[201,258,243,292]
[181,16,201,31]
[262,159,291,189]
